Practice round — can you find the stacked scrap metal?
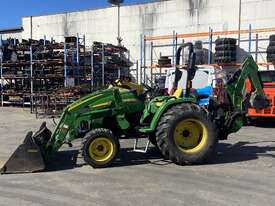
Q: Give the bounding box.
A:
[91,41,132,86]
[34,41,132,116]
[0,37,133,116]
[0,38,66,105]
[34,86,89,117]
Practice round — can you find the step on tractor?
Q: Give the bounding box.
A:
[1,43,270,174]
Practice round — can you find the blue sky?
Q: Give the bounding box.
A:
[0,0,150,29]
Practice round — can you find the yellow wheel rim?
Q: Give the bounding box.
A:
[174,119,208,154]
[88,137,114,162]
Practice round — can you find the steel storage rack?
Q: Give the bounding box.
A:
[0,35,134,117]
[140,26,275,86]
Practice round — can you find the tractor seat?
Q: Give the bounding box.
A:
[172,88,209,100]
[195,94,209,100]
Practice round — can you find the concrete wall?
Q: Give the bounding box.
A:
[1,32,22,40]
[2,0,275,76]
[16,0,275,60]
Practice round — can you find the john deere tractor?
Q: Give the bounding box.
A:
[1,43,269,174]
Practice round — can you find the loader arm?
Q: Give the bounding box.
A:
[45,88,128,159]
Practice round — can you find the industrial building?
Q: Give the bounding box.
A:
[2,0,275,62]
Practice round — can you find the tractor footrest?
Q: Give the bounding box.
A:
[133,138,150,153]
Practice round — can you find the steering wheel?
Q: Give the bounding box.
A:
[142,83,163,100]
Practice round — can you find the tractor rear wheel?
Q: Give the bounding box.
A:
[156,103,218,165]
[82,128,120,168]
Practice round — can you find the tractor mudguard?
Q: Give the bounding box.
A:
[139,97,195,133]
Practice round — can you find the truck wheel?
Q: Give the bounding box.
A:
[82,128,120,168]
[156,103,218,165]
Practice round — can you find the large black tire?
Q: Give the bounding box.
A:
[156,103,218,165]
[269,35,275,42]
[194,40,203,50]
[215,56,236,63]
[215,50,236,57]
[267,45,275,54]
[269,41,275,47]
[267,54,275,62]
[215,38,236,46]
[195,49,204,65]
[215,44,236,51]
[158,56,171,66]
[82,128,120,168]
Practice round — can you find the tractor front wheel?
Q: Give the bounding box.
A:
[82,128,120,168]
[156,103,218,165]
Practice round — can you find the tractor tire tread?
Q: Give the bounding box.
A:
[82,128,120,168]
[156,103,218,165]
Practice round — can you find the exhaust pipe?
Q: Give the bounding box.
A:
[1,123,51,174]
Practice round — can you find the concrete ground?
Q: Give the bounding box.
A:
[0,107,275,206]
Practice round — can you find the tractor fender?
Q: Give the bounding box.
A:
[146,98,195,133]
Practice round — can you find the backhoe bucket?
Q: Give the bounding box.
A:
[1,126,49,174]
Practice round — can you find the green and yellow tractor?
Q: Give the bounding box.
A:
[1,43,269,174]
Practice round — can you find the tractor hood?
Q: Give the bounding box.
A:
[66,87,145,114]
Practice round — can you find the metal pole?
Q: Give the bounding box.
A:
[248,24,252,54]
[127,50,130,77]
[83,35,86,53]
[0,35,3,107]
[136,60,138,83]
[30,16,33,39]
[175,32,178,63]
[64,40,67,87]
[102,44,105,86]
[238,0,242,47]
[143,35,146,84]
[150,42,153,86]
[44,35,46,52]
[30,45,33,112]
[182,39,185,65]
[76,33,80,85]
[118,67,121,79]
[91,45,94,90]
[208,27,213,64]
[117,4,121,45]
[255,33,259,62]
[140,34,143,84]
[172,31,175,65]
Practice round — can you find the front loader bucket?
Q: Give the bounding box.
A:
[1,131,46,174]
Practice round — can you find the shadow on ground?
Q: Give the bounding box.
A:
[250,119,275,128]
[210,141,275,165]
[45,140,275,172]
[46,147,166,172]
